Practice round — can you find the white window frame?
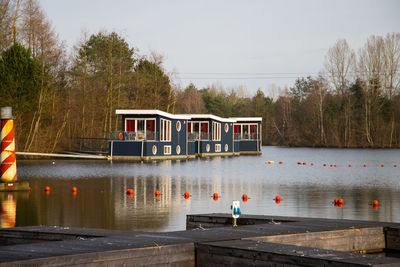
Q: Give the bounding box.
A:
[212,122,221,141]
[124,118,156,141]
[215,144,221,152]
[163,145,171,155]
[188,121,209,141]
[160,118,171,142]
[240,123,258,140]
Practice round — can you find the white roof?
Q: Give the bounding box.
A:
[116,109,191,120]
[184,114,236,123]
[230,117,263,122]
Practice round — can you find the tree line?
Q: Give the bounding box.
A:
[1,0,399,152]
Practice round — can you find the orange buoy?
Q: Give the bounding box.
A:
[330,164,333,167]
[72,187,77,193]
[310,163,314,166]
[242,194,248,201]
[334,164,337,168]
[348,164,352,167]
[279,161,283,164]
[323,164,327,167]
[372,200,379,207]
[303,162,306,165]
[184,192,190,198]
[297,162,302,165]
[275,195,281,204]
[363,164,367,167]
[126,189,134,195]
[334,198,338,205]
[155,190,161,196]
[44,186,50,192]
[338,198,343,205]
[394,164,398,167]
[213,192,219,200]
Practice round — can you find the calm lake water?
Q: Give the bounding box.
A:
[1,146,399,231]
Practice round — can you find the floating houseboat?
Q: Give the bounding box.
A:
[109,109,262,161]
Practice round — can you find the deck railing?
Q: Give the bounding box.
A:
[234,133,258,140]
[110,131,156,141]
[188,132,209,141]
[77,138,109,153]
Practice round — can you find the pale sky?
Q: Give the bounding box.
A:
[40,0,399,95]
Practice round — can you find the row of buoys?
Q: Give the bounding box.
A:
[44,186,77,194]
[265,161,284,164]
[269,161,399,167]
[334,198,380,209]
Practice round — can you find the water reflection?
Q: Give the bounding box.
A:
[0,193,16,228]
[9,146,400,231]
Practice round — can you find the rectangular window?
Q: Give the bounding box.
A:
[163,145,171,155]
[125,118,155,140]
[215,144,221,152]
[146,119,155,140]
[212,122,221,141]
[126,119,135,132]
[242,124,250,140]
[250,124,257,140]
[160,118,171,142]
[201,122,209,140]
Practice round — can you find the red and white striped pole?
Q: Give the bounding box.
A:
[1,107,17,183]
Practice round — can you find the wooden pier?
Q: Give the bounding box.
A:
[0,214,400,266]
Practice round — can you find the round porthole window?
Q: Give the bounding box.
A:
[176,145,181,155]
[152,145,157,155]
[176,121,181,132]
[206,144,210,152]
[225,144,228,152]
[224,123,229,133]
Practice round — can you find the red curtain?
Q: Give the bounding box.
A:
[202,123,208,133]
[127,120,135,131]
[251,125,255,132]
[150,120,154,132]
[188,123,191,132]
[234,125,239,133]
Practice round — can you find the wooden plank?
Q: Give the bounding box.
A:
[245,227,385,252]
[385,227,400,251]
[196,240,400,267]
[0,243,194,267]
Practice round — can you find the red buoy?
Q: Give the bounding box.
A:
[338,198,343,205]
[126,189,134,195]
[363,164,367,167]
[44,186,50,192]
[155,190,161,196]
[372,200,379,206]
[303,162,307,165]
[242,194,248,202]
[381,164,384,167]
[394,164,398,167]
[323,164,327,167]
[310,163,314,166]
[72,187,77,193]
[348,164,352,167]
[184,192,190,199]
[279,161,283,164]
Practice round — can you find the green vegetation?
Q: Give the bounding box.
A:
[0,1,399,151]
